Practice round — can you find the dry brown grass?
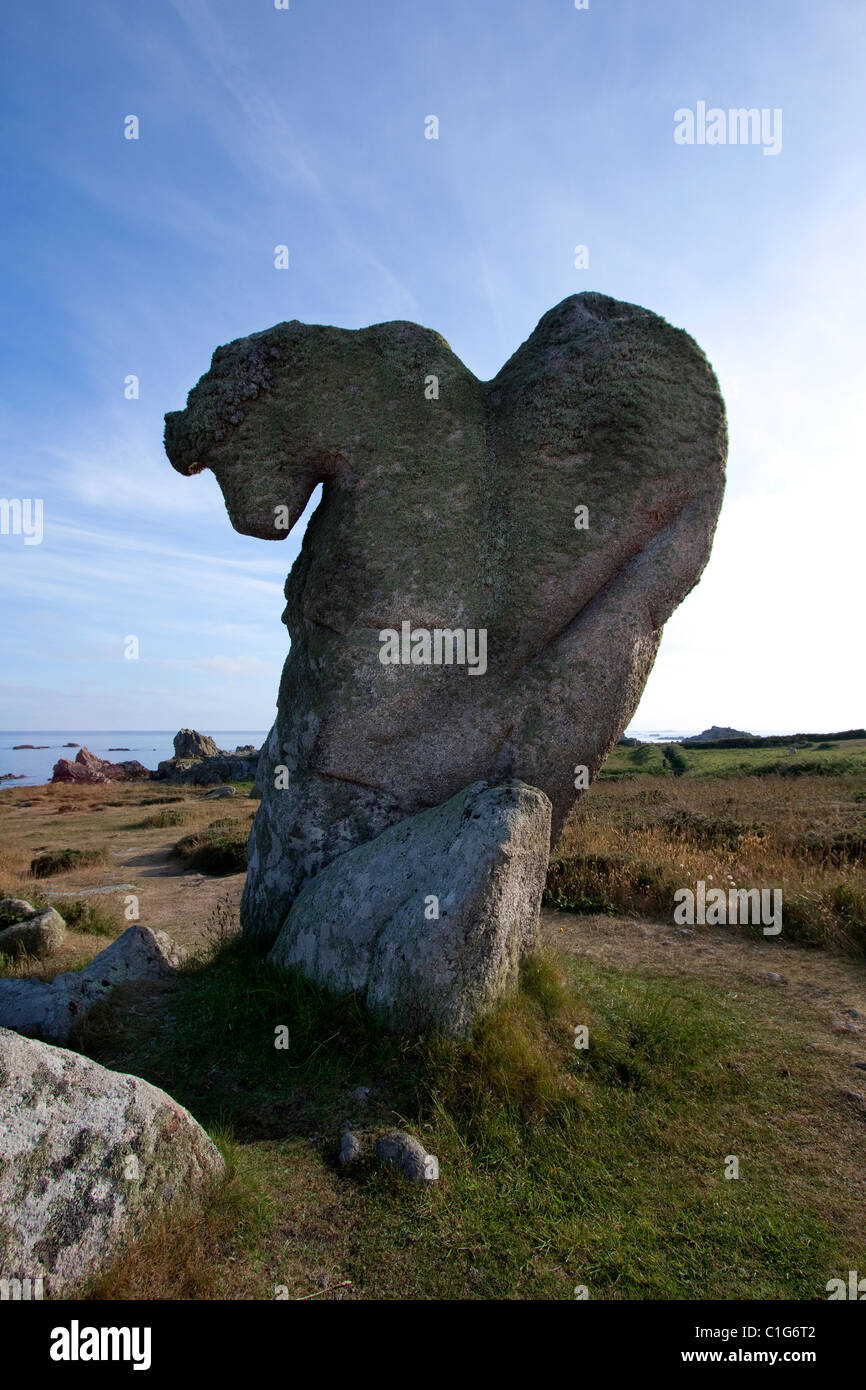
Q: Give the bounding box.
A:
[550,773,866,952]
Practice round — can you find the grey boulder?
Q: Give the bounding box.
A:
[0,925,186,1044]
[0,906,66,959]
[268,780,551,1036]
[0,1027,223,1295]
[0,898,39,929]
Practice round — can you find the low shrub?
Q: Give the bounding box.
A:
[29,847,108,878]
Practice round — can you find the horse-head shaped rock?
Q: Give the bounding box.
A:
[165,292,726,950]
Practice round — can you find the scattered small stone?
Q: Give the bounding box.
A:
[763,972,784,983]
[375,1131,439,1182]
[843,1090,863,1102]
[204,785,237,798]
[852,1062,866,1072]
[350,1086,370,1105]
[678,929,694,938]
[339,1132,362,1166]
[845,1008,865,1021]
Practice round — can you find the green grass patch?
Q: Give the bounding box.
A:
[601,739,866,781]
[57,896,123,937]
[80,941,860,1301]
[173,826,248,875]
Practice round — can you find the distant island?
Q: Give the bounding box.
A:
[687,725,753,743]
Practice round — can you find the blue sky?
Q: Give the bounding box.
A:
[1,0,863,733]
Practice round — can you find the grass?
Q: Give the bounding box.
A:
[29,846,109,878]
[549,769,866,953]
[59,896,124,937]
[173,825,248,875]
[603,737,866,781]
[133,808,187,829]
[77,924,864,1301]
[3,757,864,1300]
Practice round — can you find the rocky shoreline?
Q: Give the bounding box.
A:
[50,727,261,789]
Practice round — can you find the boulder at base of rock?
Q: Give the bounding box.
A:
[0,1026,224,1295]
[0,905,66,958]
[0,925,186,1044]
[173,729,219,760]
[268,780,551,1037]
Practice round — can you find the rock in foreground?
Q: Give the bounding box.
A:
[0,1027,224,1295]
[269,780,551,1036]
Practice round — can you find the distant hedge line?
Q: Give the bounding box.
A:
[681,730,866,750]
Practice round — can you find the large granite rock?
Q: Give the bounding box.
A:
[0,1027,223,1295]
[0,926,186,1044]
[165,292,726,964]
[269,780,551,1035]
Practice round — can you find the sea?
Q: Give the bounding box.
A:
[0,733,270,789]
[0,727,794,790]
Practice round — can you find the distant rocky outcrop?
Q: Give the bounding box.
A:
[0,1026,224,1295]
[173,728,219,759]
[166,292,726,1033]
[50,732,260,788]
[0,925,186,1043]
[156,728,260,785]
[687,725,753,743]
[51,747,150,785]
[156,752,259,786]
